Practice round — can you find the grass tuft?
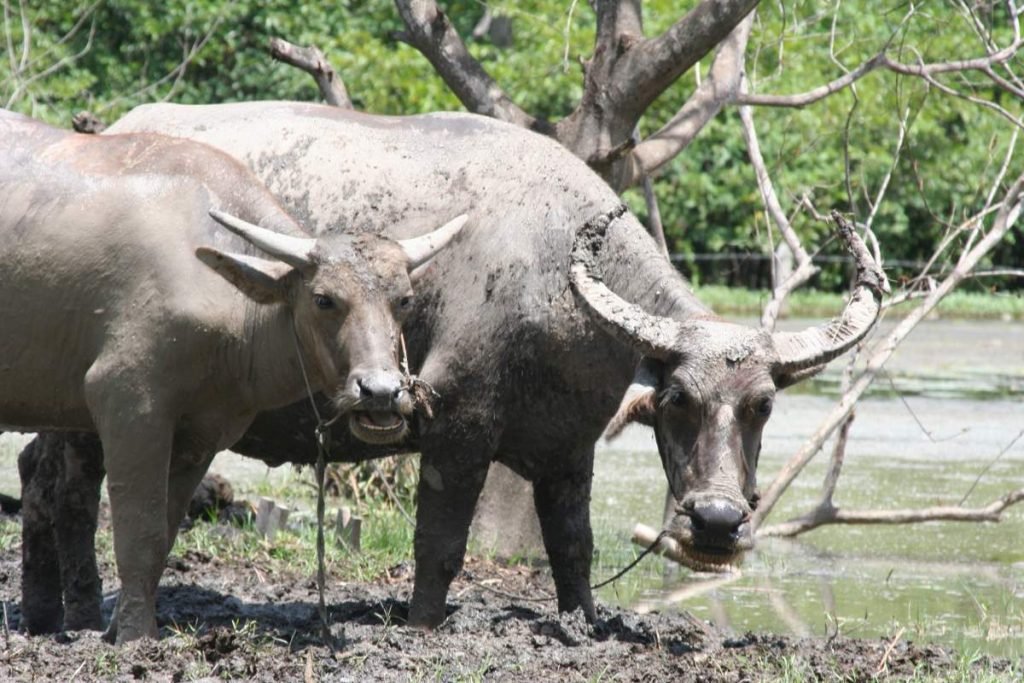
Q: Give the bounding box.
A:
[694,285,1024,320]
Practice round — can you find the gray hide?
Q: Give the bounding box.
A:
[32,101,884,630]
[0,110,462,641]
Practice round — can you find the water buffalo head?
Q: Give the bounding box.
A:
[571,215,886,571]
[198,211,468,445]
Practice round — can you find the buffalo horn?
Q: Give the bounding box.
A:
[772,212,888,373]
[399,214,469,269]
[569,261,684,361]
[208,209,315,269]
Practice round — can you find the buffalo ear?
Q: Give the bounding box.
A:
[604,387,657,440]
[196,247,293,304]
[605,358,662,440]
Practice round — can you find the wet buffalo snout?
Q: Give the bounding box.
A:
[353,371,404,409]
[690,498,749,549]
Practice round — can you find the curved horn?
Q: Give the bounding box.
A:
[399,214,469,270]
[208,209,315,269]
[569,208,684,360]
[569,263,684,361]
[772,212,889,374]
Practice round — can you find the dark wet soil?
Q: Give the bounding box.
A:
[0,515,1017,682]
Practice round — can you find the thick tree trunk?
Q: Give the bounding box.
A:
[469,463,545,560]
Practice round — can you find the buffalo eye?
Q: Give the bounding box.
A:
[399,295,413,309]
[313,293,334,310]
[754,396,773,418]
[670,390,687,407]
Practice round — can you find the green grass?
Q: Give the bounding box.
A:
[693,285,1024,320]
[0,517,20,553]
[170,474,416,583]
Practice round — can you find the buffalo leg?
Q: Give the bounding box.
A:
[532,448,596,621]
[408,451,490,627]
[54,432,105,631]
[95,412,174,643]
[18,435,63,634]
[164,453,217,552]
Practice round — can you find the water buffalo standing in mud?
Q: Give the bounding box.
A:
[23,101,885,633]
[0,110,464,642]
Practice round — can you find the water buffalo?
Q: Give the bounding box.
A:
[25,101,884,631]
[0,110,464,642]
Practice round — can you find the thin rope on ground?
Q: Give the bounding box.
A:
[471,529,672,603]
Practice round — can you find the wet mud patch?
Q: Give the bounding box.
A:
[0,520,1018,681]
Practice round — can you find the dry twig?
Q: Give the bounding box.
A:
[269,37,351,109]
[754,170,1024,528]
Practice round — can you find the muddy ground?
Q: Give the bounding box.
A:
[0,514,1018,682]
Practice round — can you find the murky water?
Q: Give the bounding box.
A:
[591,319,1024,658]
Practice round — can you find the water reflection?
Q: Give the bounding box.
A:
[592,320,1023,657]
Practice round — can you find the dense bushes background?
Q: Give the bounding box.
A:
[4,1,1021,290]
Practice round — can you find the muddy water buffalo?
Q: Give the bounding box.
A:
[29,101,884,630]
[0,110,464,642]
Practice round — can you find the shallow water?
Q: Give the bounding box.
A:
[591,318,1024,658]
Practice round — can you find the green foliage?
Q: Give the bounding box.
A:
[0,516,19,553]
[2,1,1020,289]
[644,1,1023,289]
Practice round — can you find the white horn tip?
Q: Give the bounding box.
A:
[401,213,471,269]
[447,213,469,231]
[208,208,240,231]
[208,208,236,225]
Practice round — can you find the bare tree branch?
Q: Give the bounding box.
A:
[392,1,757,188]
[759,356,857,539]
[2,1,100,94]
[758,487,1024,537]
[4,11,96,109]
[594,0,644,55]
[270,37,351,109]
[617,0,760,114]
[95,15,220,114]
[641,173,668,257]
[910,63,1024,130]
[561,0,582,73]
[738,39,1024,108]
[960,429,1024,505]
[3,0,21,89]
[753,170,1024,528]
[821,357,858,507]
[734,73,819,330]
[863,106,911,232]
[392,0,545,133]
[630,125,670,257]
[969,268,1024,278]
[622,14,754,187]
[983,64,1024,100]
[15,0,28,74]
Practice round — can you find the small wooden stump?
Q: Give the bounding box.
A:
[335,506,362,551]
[255,497,291,540]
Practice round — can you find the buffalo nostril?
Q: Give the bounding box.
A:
[691,499,746,541]
[354,372,403,407]
[357,379,374,399]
